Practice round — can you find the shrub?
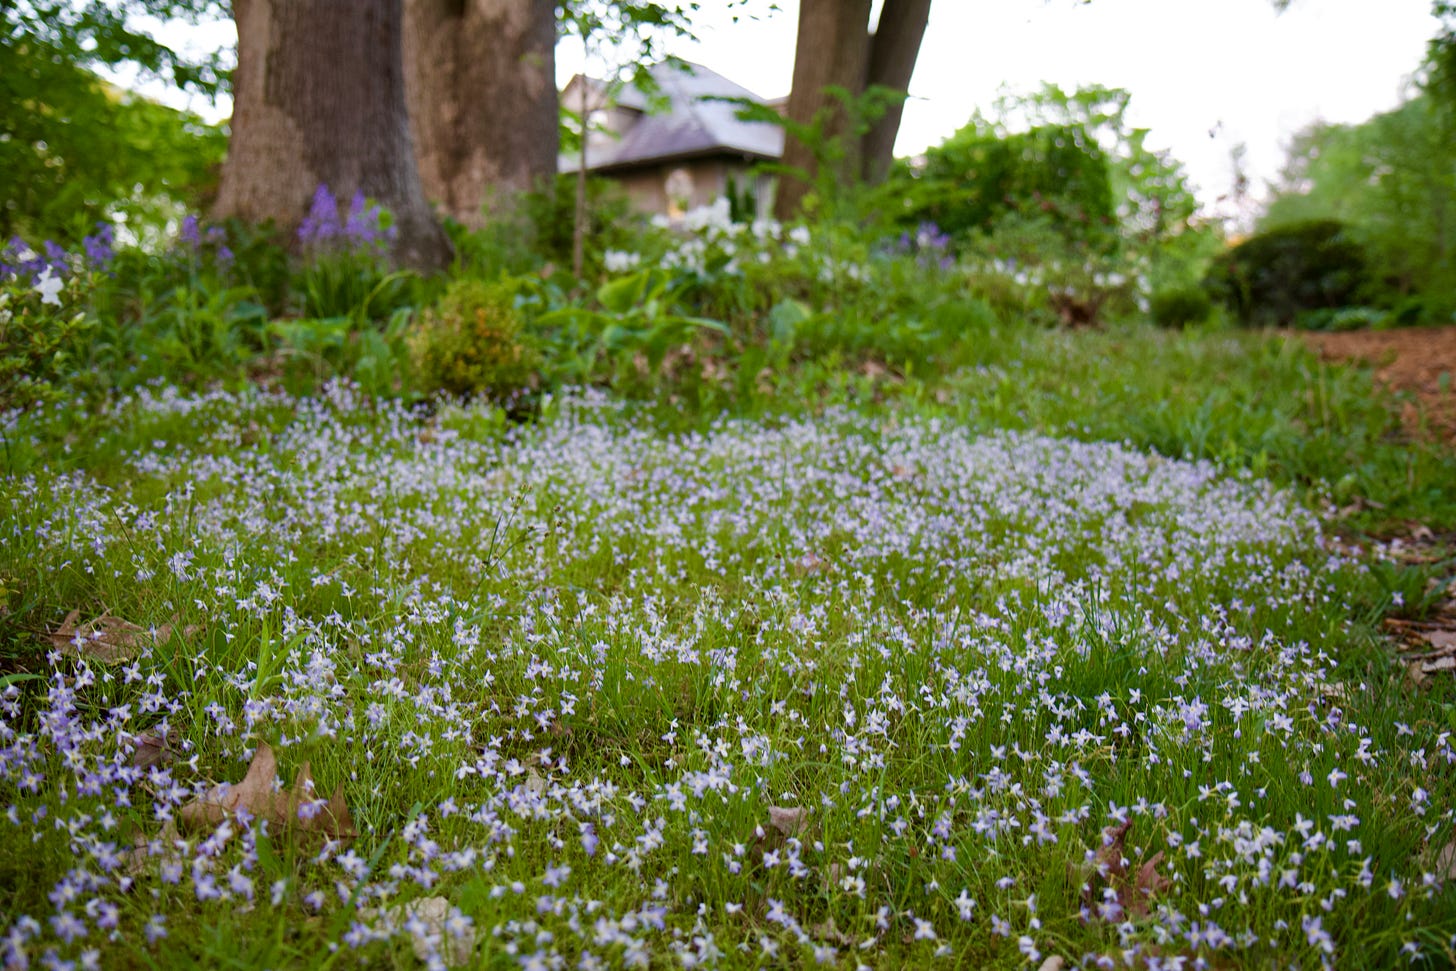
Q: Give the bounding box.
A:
[0,268,91,412]
[1149,286,1212,328]
[893,123,1117,250]
[1203,220,1372,328]
[521,174,638,275]
[407,278,538,398]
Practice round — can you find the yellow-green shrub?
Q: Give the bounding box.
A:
[408,279,539,397]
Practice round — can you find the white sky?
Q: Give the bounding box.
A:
[143,0,1438,217]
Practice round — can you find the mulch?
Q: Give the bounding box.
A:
[1293,325,1456,445]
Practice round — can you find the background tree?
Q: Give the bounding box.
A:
[775,0,931,220]
[1262,96,1456,320]
[214,0,451,270]
[403,0,558,227]
[1,1,229,242]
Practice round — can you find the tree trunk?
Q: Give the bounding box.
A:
[774,0,930,220]
[774,0,871,221]
[214,0,451,271]
[861,0,932,185]
[403,0,558,226]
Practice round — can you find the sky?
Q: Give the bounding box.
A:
[145,0,1439,218]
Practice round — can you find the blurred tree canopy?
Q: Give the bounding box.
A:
[1262,94,1456,322]
[896,121,1116,248]
[1,2,230,244]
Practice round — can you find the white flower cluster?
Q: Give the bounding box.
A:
[626,202,814,279]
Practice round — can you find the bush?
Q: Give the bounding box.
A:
[408,278,538,398]
[1203,220,1372,328]
[0,269,91,412]
[892,123,1117,250]
[1149,286,1212,328]
[521,174,638,275]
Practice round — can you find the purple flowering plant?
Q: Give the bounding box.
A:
[2,374,1455,967]
[294,184,410,323]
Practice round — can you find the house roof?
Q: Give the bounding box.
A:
[560,61,784,174]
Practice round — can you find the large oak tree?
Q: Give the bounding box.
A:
[214,0,452,270]
[775,0,931,220]
[403,0,558,226]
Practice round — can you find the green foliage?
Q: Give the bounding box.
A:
[1204,220,1372,328]
[1,4,228,243]
[1262,95,1456,324]
[895,122,1115,248]
[724,85,907,224]
[0,271,92,411]
[534,267,728,383]
[964,214,1142,329]
[521,175,638,275]
[296,256,416,328]
[408,278,540,398]
[268,309,415,398]
[145,279,268,376]
[1149,285,1213,329]
[989,85,1204,257]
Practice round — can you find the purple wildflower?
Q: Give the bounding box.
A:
[179,215,202,249]
[298,184,343,248]
[82,224,115,270]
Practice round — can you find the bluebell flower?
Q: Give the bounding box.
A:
[82,224,115,270]
[299,184,343,247]
[179,215,202,249]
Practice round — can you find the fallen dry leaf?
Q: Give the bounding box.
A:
[49,610,200,665]
[131,730,172,770]
[367,896,475,967]
[767,805,809,837]
[1421,630,1456,653]
[125,819,182,878]
[1434,842,1456,882]
[1419,656,1456,677]
[809,917,857,947]
[178,742,355,840]
[1081,820,1172,920]
[1037,958,1067,971]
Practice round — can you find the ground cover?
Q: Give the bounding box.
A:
[2,372,1455,969]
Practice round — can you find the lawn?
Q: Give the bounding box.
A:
[3,324,1456,968]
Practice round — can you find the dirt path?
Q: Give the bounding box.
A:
[1294,325,1456,444]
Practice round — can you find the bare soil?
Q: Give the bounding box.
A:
[1293,325,1456,444]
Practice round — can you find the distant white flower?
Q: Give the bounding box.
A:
[603,250,641,274]
[34,266,63,307]
[788,226,811,246]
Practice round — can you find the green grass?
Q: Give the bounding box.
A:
[2,319,1455,968]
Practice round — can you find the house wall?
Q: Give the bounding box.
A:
[605,159,774,219]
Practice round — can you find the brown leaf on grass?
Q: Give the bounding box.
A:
[125,820,182,878]
[1422,630,1456,653]
[131,731,172,770]
[178,742,355,840]
[1434,842,1456,882]
[767,806,809,837]
[1081,820,1172,921]
[49,610,200,665]
[1133,852,1174,908]
[366,897,475,967]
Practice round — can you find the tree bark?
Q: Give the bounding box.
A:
[214,0,451,271]
[774,0,930,220]
[403,0,558,226]
[861,0,932,184]
[774,0,871,221]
